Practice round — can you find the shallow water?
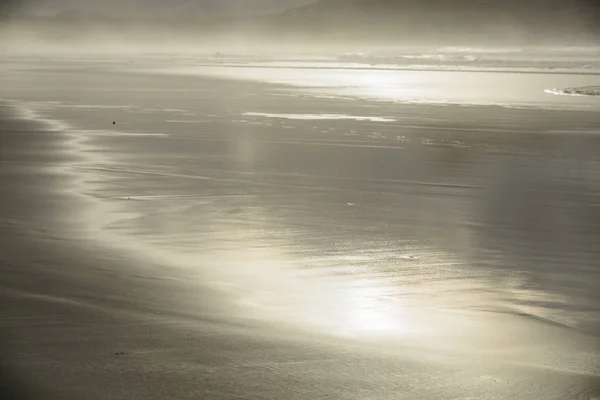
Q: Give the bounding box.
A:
[145,63,600,110]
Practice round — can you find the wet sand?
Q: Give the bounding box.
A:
[0,61,599,399]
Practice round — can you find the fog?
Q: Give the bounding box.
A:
[1,0,599,56]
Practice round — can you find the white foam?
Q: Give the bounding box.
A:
[65,104,135,110]
[78,130,168,137]
[243,112,396,122]
[166,120,209,123]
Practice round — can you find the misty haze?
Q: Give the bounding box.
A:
[1,1,600,399]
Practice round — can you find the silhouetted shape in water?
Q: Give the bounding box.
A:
[113,121,115,125]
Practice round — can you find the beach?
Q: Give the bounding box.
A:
[1,58,599,399]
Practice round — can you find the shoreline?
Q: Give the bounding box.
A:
[0,99,261,317]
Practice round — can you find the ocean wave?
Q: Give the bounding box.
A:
[337,47,600,72]
[546,86,600,97]
[337,55,600,71]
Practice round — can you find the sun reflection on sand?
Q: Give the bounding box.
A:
[339,282,409,335]
[209,241,453,339]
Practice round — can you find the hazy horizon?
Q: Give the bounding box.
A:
[1,0,600,55]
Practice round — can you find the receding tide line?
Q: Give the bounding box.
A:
[243,112,396,122]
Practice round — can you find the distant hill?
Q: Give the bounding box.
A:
[4,0,598,48]
[267,0,599,43]
[12,0,315,19]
